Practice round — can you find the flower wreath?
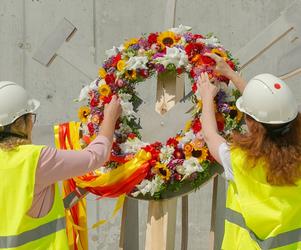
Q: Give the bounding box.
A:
[77,25,242,199]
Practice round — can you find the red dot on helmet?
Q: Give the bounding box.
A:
[274,83,281,89]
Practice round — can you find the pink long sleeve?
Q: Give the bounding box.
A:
[35,135,112,192]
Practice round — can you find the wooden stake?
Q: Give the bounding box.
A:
[145,198,178,250]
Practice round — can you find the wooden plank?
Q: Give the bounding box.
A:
[119,197,139,250]
[164,0,177,29]
[32,18,77,66]
[155,73,185,115]
[145,198,177,250]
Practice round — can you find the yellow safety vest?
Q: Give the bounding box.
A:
[222,147,301,250]
[0,145,69,250]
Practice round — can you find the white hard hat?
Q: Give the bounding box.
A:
[236,73,298,124]
[0,81,40,126]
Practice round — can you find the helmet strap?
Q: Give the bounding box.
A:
[263,122,292,137]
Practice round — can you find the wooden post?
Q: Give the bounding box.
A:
[145,198,178,250]
[119,197,139,250]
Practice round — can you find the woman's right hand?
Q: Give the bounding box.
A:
[205,53,234,79]
[103,95,122,124]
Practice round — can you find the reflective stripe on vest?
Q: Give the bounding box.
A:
[0,217,65,248]
[226,208,301,249]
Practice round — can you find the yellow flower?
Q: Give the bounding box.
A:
[184,121,192,132]
[196,100,203,112]
[154,163,171,181]
[125,70,137,80]
[117,60,126,72]
[98,67,107,78]
[192,139,204,150]
[229,106,243,123]
[191,147,208,163]
[78,106,90,123]
[211,48,228,59]
[98,84,111,97]
[157,31,177,48]
[124,38,139,49]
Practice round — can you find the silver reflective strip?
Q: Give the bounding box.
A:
[63,187,87,209]
[226,208,301,249]
[0,217,65,248]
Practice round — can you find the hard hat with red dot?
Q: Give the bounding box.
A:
[0,81,40,126]
[236,73,298,124]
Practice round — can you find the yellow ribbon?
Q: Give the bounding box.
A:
[74,150,151,188]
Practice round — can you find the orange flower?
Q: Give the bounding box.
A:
[184,143,193,156]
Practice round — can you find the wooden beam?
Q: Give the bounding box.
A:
[119,197,139,250]
[145,198,177,250]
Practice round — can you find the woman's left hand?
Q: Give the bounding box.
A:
[197,72,219,100]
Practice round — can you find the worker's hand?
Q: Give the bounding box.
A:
[103,95,122,124]
[205,53,234,79]
[197,72,219,100]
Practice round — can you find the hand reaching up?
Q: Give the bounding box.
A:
[197,72,219,101]
[205,53,234,78]
[104,95,122,124]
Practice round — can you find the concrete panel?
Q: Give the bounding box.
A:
[0,0,24,84]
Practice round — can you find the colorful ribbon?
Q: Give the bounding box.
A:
[54,121,151,250]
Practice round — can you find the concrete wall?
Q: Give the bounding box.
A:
[0,0,300,249]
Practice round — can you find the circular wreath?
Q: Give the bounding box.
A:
[77,25,242,199]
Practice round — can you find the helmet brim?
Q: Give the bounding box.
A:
[29,99,40,113]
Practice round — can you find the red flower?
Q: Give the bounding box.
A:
[174,173,182,181]
[176,68,183,75]
[192,34,204,40]
[105,73,116,85]
[101,95,113,104]
[143,143,161,162]
[112,142,121,154]
[87,122,95,135]
[112,54,121,67]
[190,69,196,78]
[167,137,179,147]
[173,149,185,159]
[90,98,99,107]
[128,133,137,139]
[185,43,204,59]
[139,69,149,78]
[192,119,202,133]
[227,60,236,70]
[217,75,230,84]
[199,55,216,65]
[192,82,198,93]
[148,33,158,45]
